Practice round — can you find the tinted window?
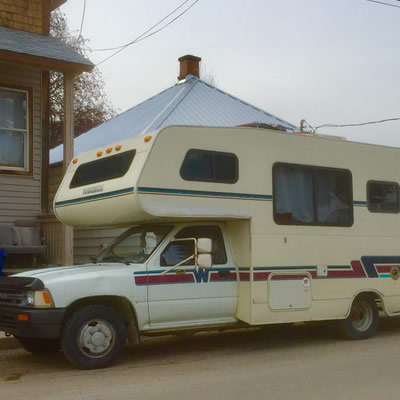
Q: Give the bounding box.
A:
[273,163,353,226]
[160,226,227,266]
[70,150,135,188]
[367,181,399,213]
[180,149,238,183]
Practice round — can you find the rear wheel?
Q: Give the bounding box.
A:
[340,294,379,340]
[61,305,127,369]
[17,337,60,354]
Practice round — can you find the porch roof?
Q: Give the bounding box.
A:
[0,26,94,73]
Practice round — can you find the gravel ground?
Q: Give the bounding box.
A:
[1,318,400,400]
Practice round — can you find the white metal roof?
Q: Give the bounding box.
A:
[50,75,297,164]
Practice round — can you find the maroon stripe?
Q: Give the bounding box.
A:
[271,274,309,280]
[328,260,366,278]
[209,272,237,281]
[135,274,194,285]
[376,265,398,273]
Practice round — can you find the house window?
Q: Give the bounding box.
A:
[0,87,30,171]
[367,181,400,213]
[273,163,353,227]
[180,149,238,183]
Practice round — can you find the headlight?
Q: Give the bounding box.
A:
[26,290,54,308]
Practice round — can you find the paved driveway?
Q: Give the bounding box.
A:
[1,318,400,400]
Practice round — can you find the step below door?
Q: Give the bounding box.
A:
[268,272,312,310]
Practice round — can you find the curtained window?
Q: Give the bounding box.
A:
[0,87,29,171]
[273,163,353,226]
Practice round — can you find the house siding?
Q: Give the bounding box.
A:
[0,61,42,223]
[0,0,46,34]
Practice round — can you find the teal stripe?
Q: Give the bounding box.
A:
[138,187,272,201]
[138,265,352,274]
[379,274,392,278]
[55,187,134,207]
[134,267,236,275]
[354,201,367,206]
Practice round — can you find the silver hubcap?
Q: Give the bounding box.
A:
[351,301,373,332]
[78,319,115,358]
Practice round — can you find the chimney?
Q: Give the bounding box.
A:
[178,54,201,81]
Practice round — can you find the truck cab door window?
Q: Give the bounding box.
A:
[160,226,227,266]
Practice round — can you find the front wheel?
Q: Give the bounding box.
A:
[61,305,127,369]
[339,294,379,340]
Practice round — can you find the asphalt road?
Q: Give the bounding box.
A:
[1,318,400,400]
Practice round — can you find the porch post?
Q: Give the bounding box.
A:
[61,71,74,266]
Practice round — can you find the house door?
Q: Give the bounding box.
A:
[146,224,238,327]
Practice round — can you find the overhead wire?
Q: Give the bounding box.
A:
[95,0,200,66]
[94,0,193,52]
[366,0,400,9]
[313,118,400,133]
[78,0,87,39]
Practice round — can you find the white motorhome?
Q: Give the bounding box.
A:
[1,125,400,369]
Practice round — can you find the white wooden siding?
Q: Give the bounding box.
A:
[0,62,42,223]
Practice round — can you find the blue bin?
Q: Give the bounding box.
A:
[0,249,6,276]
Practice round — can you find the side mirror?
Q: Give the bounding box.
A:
[197,253,212,269]
[196,238,212,269]
[197,238,212,254]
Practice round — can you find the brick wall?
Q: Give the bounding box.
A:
[0,0,49,34]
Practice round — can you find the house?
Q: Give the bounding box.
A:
[0,0,94,269]
[49,55,297,265]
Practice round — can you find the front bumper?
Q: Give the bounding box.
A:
[0,306,65,338]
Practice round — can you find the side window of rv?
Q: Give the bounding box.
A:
[180,149,238,183]
[69,150,136,188]
[273,163,353,227]
[160,226,227,266]
[367,181,400,213]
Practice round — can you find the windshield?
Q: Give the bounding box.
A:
[96,225,172,264]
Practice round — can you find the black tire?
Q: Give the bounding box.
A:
[339,294,379,340]
[17,337,60,354]
[61,305,127,369]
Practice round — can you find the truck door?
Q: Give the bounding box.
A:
[146,224,238,327]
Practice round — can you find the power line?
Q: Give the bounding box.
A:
[78,0,87,39]
[366,0,400,9]
[95,0,200,66]
[313,117,400,133]
[94,0,192,52]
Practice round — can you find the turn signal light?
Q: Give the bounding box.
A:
[72,158,78,164]
[144,135,152,143]
[106,147,112,153]
[17,314,29,321]
[115,145,122,151]
[97,151,103,157]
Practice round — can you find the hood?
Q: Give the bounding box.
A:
[12,263,139,285]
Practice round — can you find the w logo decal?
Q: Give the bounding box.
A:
[193,268,210,283]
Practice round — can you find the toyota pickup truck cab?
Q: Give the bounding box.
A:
[2,125,400,369]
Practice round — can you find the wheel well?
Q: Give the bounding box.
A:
[63,296,138,335]
[353,291,383,310]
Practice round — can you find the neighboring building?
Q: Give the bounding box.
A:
[0,0,94,268]
[49,55,297,264]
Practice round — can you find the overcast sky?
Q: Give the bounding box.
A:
[60,0,400,147]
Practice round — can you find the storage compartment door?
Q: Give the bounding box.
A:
[268,272,312,310]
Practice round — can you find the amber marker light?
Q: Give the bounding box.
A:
[115,145,122,151]
[73,158,78,164]
[144,135,152,143]
[106,147,112,153]
[97,151,103,157]
[17,314,29,321]
[42,291,52,305]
